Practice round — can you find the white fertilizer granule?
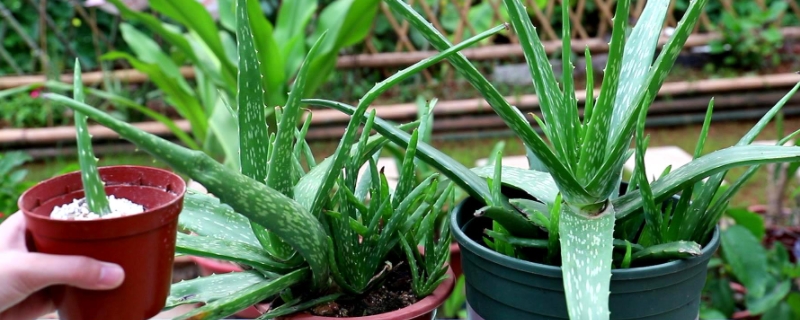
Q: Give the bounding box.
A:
[50,195,145,220]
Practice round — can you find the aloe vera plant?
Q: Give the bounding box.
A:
[41,1,505,318]
[303,0,800,318]
[73,60,110,215]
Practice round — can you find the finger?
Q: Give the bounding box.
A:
[12,253,124,293]
[0,213,25,251]
[0,291,54,320]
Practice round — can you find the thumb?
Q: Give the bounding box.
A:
[14,253,125,292]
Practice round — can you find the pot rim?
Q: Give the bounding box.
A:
[451,196,721,280]
[286,267,456,320]
[20,165,186,224]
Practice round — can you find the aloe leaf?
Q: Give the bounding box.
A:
[235,0,287,259]
[471,166,558,205]
[384,0,593,205]
[309,24,505,219]
[43,81,198,149]
[167,271,267,308]
[588,0,709,197]
[293,120,418,211]
[308,99,537,237]
[582,48,595,127]
[176,233,294,272]
[510,198,550,227]
[72,61,110,215]
[179,191,260,246]
[44,94,329,288]
[621,241,632,268]
[502,0,571,169]
[175,268,308,320]
[630,241,701,261]
[257,293,342,319]
[607,0,670,144]
[560,0,580,165]
[614,145,800,219]
[547,194,562,264]
[634,108,662,244]
[394,130,420,207]
[560,203,615,320]
[577,0,629,190]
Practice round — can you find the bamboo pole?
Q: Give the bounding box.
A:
[3,72,799,146]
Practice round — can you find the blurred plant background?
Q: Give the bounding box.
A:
[1,1,800,317]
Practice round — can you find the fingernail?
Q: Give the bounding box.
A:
[98,263,125,287]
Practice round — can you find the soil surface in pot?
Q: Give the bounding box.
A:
[309,263,417,317]
[50,195,144,220]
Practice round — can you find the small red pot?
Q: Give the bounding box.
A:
[19,166,186,320]
[282,268,456,320]
[191,256,268,318]
[450,242,462,278]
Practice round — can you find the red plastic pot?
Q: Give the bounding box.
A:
[450,242,462,278]
[19,165,186,320]
[191,256,267,318]
[282,267,455,320]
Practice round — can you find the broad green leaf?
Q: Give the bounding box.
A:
[72,61,110,215]
[105,0,235,89]
[149,0,235,82]
[179,191,260,246]
[748,281,792,315]
[167,271,266,308]
[274,0,317,46]
[721,225,769,299]
[725,208,766,241]
[176,233,294,273]
[102,51,207,142]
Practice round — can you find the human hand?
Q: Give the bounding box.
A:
[0,212,125,320]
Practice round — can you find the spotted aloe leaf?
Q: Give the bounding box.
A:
[306,22,507,217]
[43,94,330,289]
[175,233,295,273]
[179,191,260,246]
[166,271,267,308]
[72,60,110,215]
[175,268,308,320]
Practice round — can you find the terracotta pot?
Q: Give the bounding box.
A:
[19,166,186,320]
[282,267,456,320]
[191,255,267,318]
[450,242,462,278]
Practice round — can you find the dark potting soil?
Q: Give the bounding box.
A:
[309,263,417,317]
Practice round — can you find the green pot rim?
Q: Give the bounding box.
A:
[451,196,721,281]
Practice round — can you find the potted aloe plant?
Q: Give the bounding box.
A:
[303,0,800,319]
[18,61,186,320]
[37,1,516,319]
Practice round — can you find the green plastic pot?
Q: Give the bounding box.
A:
[451,193,720,320]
